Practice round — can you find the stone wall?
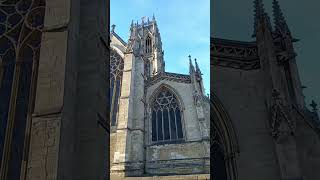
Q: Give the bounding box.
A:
[212,66,281,180]
[26,0,108,179]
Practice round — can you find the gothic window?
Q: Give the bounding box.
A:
[110,50,124,126]
[145,36,152,54]
[151,87,184,143]
[211,122,227,180]
[0,0,46,179]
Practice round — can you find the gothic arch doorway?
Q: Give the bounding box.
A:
[211,93,239,180]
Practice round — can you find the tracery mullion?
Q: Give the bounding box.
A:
[155,110,158,141]
[161,109,164,141]
[169,108,177,140]
[167,107,172,140]
[110,76,116,126]
[173,108,178,140]
[112,78,121,125]
[8,61,32,179]
[157,109,163,141]
[117,72,123,124]
[151,110,157,142]
[20,49,41,180]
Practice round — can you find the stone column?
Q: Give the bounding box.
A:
[26,0,108,180]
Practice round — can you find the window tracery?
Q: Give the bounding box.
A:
[151,87,184,143]
[110,50,124,126]
[0,0,45,178]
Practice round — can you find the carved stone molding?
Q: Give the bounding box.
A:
[147,72,191,87]
[269,89,295,140]
[211,38,261,70]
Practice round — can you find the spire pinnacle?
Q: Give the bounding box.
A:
[153,13,156,21]
[272,0,291,36]
[111,24,116,33]
[194,58,202,74]
[252,0,272,37]
[189,55,195,73]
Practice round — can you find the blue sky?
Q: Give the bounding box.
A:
[111,0,210,95]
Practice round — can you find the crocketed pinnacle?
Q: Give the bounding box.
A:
[252,0,272,37]
[272,0,291,36]
[189,55,195,74]
[194,58,201,75]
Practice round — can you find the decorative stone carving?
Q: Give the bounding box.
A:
[147,72,191,87]
[270,89,295,140]
[211,38,261,70]
[193,90,201,106]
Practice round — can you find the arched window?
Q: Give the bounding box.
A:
[211,119,228,180]
[145,36,152,54]
[110,50,124,126]
[151,87,184,143]
[211,95,239,180]
[0,0,46,179]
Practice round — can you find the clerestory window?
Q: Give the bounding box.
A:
[151,87,184,143]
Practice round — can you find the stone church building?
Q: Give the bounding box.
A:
[211,0,320,179]
[110,16,210,178]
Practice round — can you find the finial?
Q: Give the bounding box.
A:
[189,55,194,73]
[194,58,201,73]
[272,0,291,36]
[252,0,271,37]
[141,16,146,24]
[310,100,318,112]
[131,20,134,27]
[153,13,156,21]
[111,24,116,32]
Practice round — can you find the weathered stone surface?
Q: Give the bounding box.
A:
[26,115,61,180]
[33,31,68,115]
[44,0,70,29]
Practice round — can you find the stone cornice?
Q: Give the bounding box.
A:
[146,72,191,87]
[211,38,261,70]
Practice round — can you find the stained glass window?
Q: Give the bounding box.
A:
[151,87,184,143]
[110,50,124,126]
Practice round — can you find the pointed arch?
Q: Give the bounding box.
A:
[110,49,124,126]
[110,45,125,59]
[211,93,239,180]
[145,35,152,54]
[148,84,185,144]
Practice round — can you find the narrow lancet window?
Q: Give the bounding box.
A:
[146,36,152,54]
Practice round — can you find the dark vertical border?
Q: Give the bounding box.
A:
[106,0,110,179]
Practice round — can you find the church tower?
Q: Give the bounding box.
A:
[110,15,210,178]
[126,15,165,77]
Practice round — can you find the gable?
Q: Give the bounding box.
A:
[110,32,127,55]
